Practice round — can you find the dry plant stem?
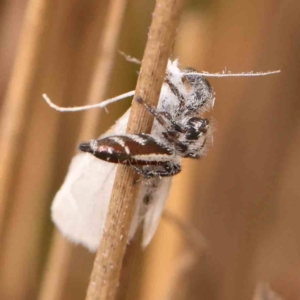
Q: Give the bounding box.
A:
[38,1,128,300]
[85,0,185,299]
[0,0,51,243]
[38,237,73,300]
[115,229,143,300]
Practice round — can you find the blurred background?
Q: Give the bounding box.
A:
[0,0,299,299]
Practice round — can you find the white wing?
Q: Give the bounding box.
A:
[52,154,117,252]
[51,60,186,251]
[52,109,130,252]
[142,177,173,247]
[52,108,172,251]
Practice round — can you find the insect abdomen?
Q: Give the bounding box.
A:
[79,134,174,165]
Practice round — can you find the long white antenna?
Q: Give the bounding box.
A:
[183,70,281,78]
[43,69,280,112]
[42,90,135,112]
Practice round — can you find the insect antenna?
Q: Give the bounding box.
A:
[42,90,135,112]
[183,69,280,78]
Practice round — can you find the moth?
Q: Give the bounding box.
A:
[44,60,279,252]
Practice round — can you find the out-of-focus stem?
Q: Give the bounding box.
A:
[39,1,128,300]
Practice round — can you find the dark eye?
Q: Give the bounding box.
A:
[186,118,208,140]
[186,127,200,140]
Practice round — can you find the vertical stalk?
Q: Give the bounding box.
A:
[85,0,185,299]
[39,1,128,299]
[0,0,51,246]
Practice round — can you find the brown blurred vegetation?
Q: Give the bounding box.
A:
[0,0,299,299]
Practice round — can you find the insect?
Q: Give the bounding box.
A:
[79,68,213,179]
[44,61,280,252]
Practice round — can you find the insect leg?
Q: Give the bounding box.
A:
[131,161,181,178]
[136,96,186,137]
[165,78,186,109]
[136,95,186,145]
[135,96,172,129]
